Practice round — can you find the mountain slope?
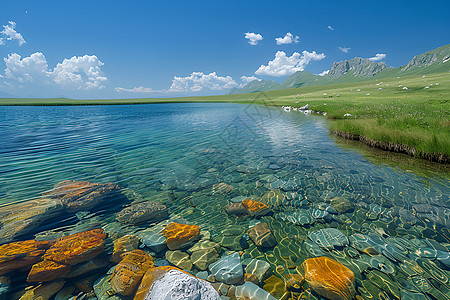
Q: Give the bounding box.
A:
[232,44,450,94]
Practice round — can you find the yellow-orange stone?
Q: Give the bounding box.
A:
[0,240,52,276]
[302,257,355,300]
[242,199,269,216]
[27,260,71,282]
[162,223,200,250]
[110,249,154,296]
[43,229,107,266]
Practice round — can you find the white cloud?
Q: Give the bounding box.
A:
[368,53,386,62]
[169,72,238,92]
[115,86,155,93]
[255,50,326,77]
[240,75,261,83]
[275,32,300,45]
[244,32,263,45]
[3,52,107,90]
[318,70,330,76]
[1,21,26,46]
[51,55,107,89]
[327,25,334,31]
[339,47,351,53]
[4,52,49,82]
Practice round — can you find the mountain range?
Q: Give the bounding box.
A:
[230,44,450,94]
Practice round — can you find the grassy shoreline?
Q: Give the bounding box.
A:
[1,72,449,163]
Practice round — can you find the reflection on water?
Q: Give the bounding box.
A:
[0,103,449,299]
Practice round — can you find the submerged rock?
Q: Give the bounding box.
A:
[43,229,107,266]
[116,201,168,225]
[27,260,71,282]
[165,250,192,271]
[209,252,243,285]
[141,231,167,253]
[44,180,120,213]
[190,247,219,270]
[308,228,349,250]
[137,267,220,300]
[235,281,277,300]
[303,257,355,300]
[244,258,272,283]
[19,280,65,300]
[0,198,64,244]
[110,249,153,296]
[111,234,140,263]
[241,199,271,217]
[224,202,248,216]
[247,222,277,248]
[162,222,200,250]
[0,239,52,276]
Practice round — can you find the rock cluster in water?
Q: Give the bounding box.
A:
[0,168,449,300]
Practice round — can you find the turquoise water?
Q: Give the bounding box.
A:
[0,103,449,299]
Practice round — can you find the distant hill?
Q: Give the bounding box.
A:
[231,44,450,94]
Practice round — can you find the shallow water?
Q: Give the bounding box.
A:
[0,103,449,299]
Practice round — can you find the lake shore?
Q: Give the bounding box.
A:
[1,72,449,164]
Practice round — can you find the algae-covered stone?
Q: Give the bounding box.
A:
[209,252,243,284]
[308,228,349,250]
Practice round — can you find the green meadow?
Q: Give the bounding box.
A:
[1,71,449,162]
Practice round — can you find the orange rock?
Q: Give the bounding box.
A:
[302,257,355,300]
[242,199,270,216]
[134,266,189,300]
[110,249,154,296]
[110,235,140,263]
[162,223,200,250]
[27,260,71,282]
[0,240,52,276]
[43,229,107,266]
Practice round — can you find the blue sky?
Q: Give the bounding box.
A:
[0,0,449,99]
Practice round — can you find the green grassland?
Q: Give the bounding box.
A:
[1,71,449,162]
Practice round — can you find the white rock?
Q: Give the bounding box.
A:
[378,88,383,90]
[144,269,220,300]
[344,113,352,117]
[402,87,408,90]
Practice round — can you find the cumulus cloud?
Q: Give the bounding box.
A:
[4,52,48,82]
[318,70,330,76]
[115,86,155,93]
[275,32,300,45]
[51,55,107,89]
[169,72,238,92]
[368,53,387,62]
[3,52,107,89]
[339,47,351,53]
[255,50,326,77]
[327,25,334,31]
[1,21,26,46]
[244,32,263,45]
